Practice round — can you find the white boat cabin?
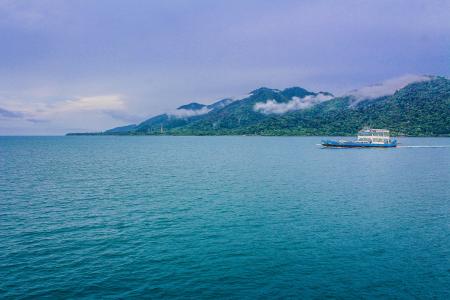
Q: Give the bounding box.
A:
[356,129,393,144]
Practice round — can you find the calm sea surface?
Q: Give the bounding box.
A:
[1,136,449,299]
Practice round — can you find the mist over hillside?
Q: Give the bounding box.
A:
[68,76,450,136]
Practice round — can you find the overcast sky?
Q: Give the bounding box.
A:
[0,0,449,135]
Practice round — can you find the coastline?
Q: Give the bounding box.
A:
[64,132,450,137]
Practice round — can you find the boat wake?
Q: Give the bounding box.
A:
[317,144,450,148]
[397,145,450,148]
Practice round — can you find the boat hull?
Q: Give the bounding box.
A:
[321,139,397,148]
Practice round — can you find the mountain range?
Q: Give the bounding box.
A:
[68,76,450,136]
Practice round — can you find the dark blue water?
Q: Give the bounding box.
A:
[1,136,449,299]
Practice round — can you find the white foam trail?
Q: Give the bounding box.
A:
[316,144,450,148]
[397,145,450,148]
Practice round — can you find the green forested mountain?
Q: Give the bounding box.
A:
[69,76,450,136]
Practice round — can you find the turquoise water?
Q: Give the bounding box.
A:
[1,136,449,299]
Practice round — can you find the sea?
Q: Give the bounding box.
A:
[1,136,449,299]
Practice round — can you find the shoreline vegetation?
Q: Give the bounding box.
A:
[65,133,450,137]
[67,76,450,137]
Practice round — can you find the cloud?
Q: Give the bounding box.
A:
[50,95,125,113]
[26,118,49,123]
[254,93,334,114]
[346,74,432,102]
[0,94,128,122]
[0,0,64,29]
[103,110,143,123]
[0,94,138,134]
[0,107,24,118]
[230,93,253,101]
[169,106,211,118]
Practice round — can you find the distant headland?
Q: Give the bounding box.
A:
[67,76,450,137]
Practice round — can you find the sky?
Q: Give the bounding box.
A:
[0,0,449,135]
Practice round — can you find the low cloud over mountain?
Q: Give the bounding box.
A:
[347,75,432,102]
[254,93,334,114]
[88,75,449,137]
[169,107,212,118]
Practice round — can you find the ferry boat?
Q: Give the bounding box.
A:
[321,128,397,148]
